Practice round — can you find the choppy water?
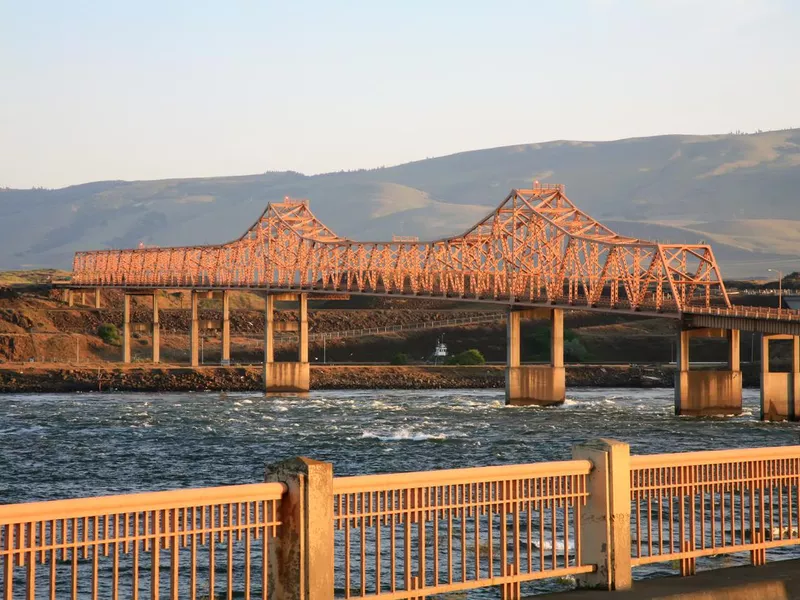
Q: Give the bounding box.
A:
[2,388,799,595]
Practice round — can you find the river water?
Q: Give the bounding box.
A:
[2,388,800,595]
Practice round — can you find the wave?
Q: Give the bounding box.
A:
[524,538,574,553]
[361,428,456,442]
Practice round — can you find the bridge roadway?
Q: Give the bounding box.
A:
[55,184,800,420]
[56,281,800,337]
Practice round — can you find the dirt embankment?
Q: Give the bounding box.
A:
[0,364,694,393]
[0,287,787,367]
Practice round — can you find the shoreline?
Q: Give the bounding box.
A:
[0,363,764,393]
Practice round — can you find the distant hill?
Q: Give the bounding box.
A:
[1,129,799,277]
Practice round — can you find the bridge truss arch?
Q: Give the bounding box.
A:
[71,184,729,314]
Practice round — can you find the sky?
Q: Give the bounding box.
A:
[1,0,799,189]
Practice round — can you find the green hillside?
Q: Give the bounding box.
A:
[1,129,799,277]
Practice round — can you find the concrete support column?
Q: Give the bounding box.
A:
[221,290,231,365]
[264,294,275,365]
[572,439,632,591]
[298,293,308,363]
[263,293,310,393]
[122,294,131,364]
[728,328,740,371]
[94,288,102,309]
[505,307,565,406]
[265,457,334,600]
[760,335,800,421]
[80,291,86,306]
[152,293,160,364]
[795,336,800,411]
[189,291,199,367]
[67,290,74,307]
[674,327,742,416]
[677,328,690,372]
[507,310,521,368]
[552,308,564,369]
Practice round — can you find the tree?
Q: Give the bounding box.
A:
[528,327,584,360]
[447,349,486,365]
[97,323,121,345]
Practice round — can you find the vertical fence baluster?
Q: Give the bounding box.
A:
[50,520,57,600]
[227,503,234,600]
[244,502,252,600]
[360,493,367,597]
[209,506,216,600]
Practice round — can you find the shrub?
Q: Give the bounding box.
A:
[564,337,589,362]
[529,327,583,360]
[446,349,486,365]
[391,352,409,365]
[97,323,121,345]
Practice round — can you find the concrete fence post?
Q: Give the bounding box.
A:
[266,457,334,600]
[572,438,632,591]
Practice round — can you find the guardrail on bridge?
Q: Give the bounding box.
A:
[3,442,800,598]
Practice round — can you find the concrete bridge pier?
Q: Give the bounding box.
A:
[263,293,310,393]
[505,307,565,406]
[189,291,200,367]
[120,291,160,363]
[94,288,102,309]
[760,335,800,421]
[674,327,742,416]
[221,290,230,365]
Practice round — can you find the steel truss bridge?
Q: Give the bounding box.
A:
[68,184,800,335]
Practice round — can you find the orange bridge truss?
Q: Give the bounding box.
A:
[71,184,730,314]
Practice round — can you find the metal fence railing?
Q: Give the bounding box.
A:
[686,305,800,322]
[5,443,800,598]
[275,312,504,343]
[332,461,593,600]
[0,483,285,599]
[630,446,800,574]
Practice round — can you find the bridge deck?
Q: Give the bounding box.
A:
[532,558,800,599]
[52,280,800,333]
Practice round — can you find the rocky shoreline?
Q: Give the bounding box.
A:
[0,363,766,393]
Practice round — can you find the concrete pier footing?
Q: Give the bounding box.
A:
[263,293,310,393]
[674,327,742,416]
[760,335,800,421]
[505,307,565,406]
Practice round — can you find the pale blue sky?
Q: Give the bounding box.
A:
[1,0,798,189]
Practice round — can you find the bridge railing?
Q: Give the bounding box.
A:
[686,305,800,322]
[5,442,800,597]
[630,446,800,574]
[332,460,593,600]
[274,312,505,343]
[0,482,285,599]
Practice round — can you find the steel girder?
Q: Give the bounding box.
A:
[71,185,731,313]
